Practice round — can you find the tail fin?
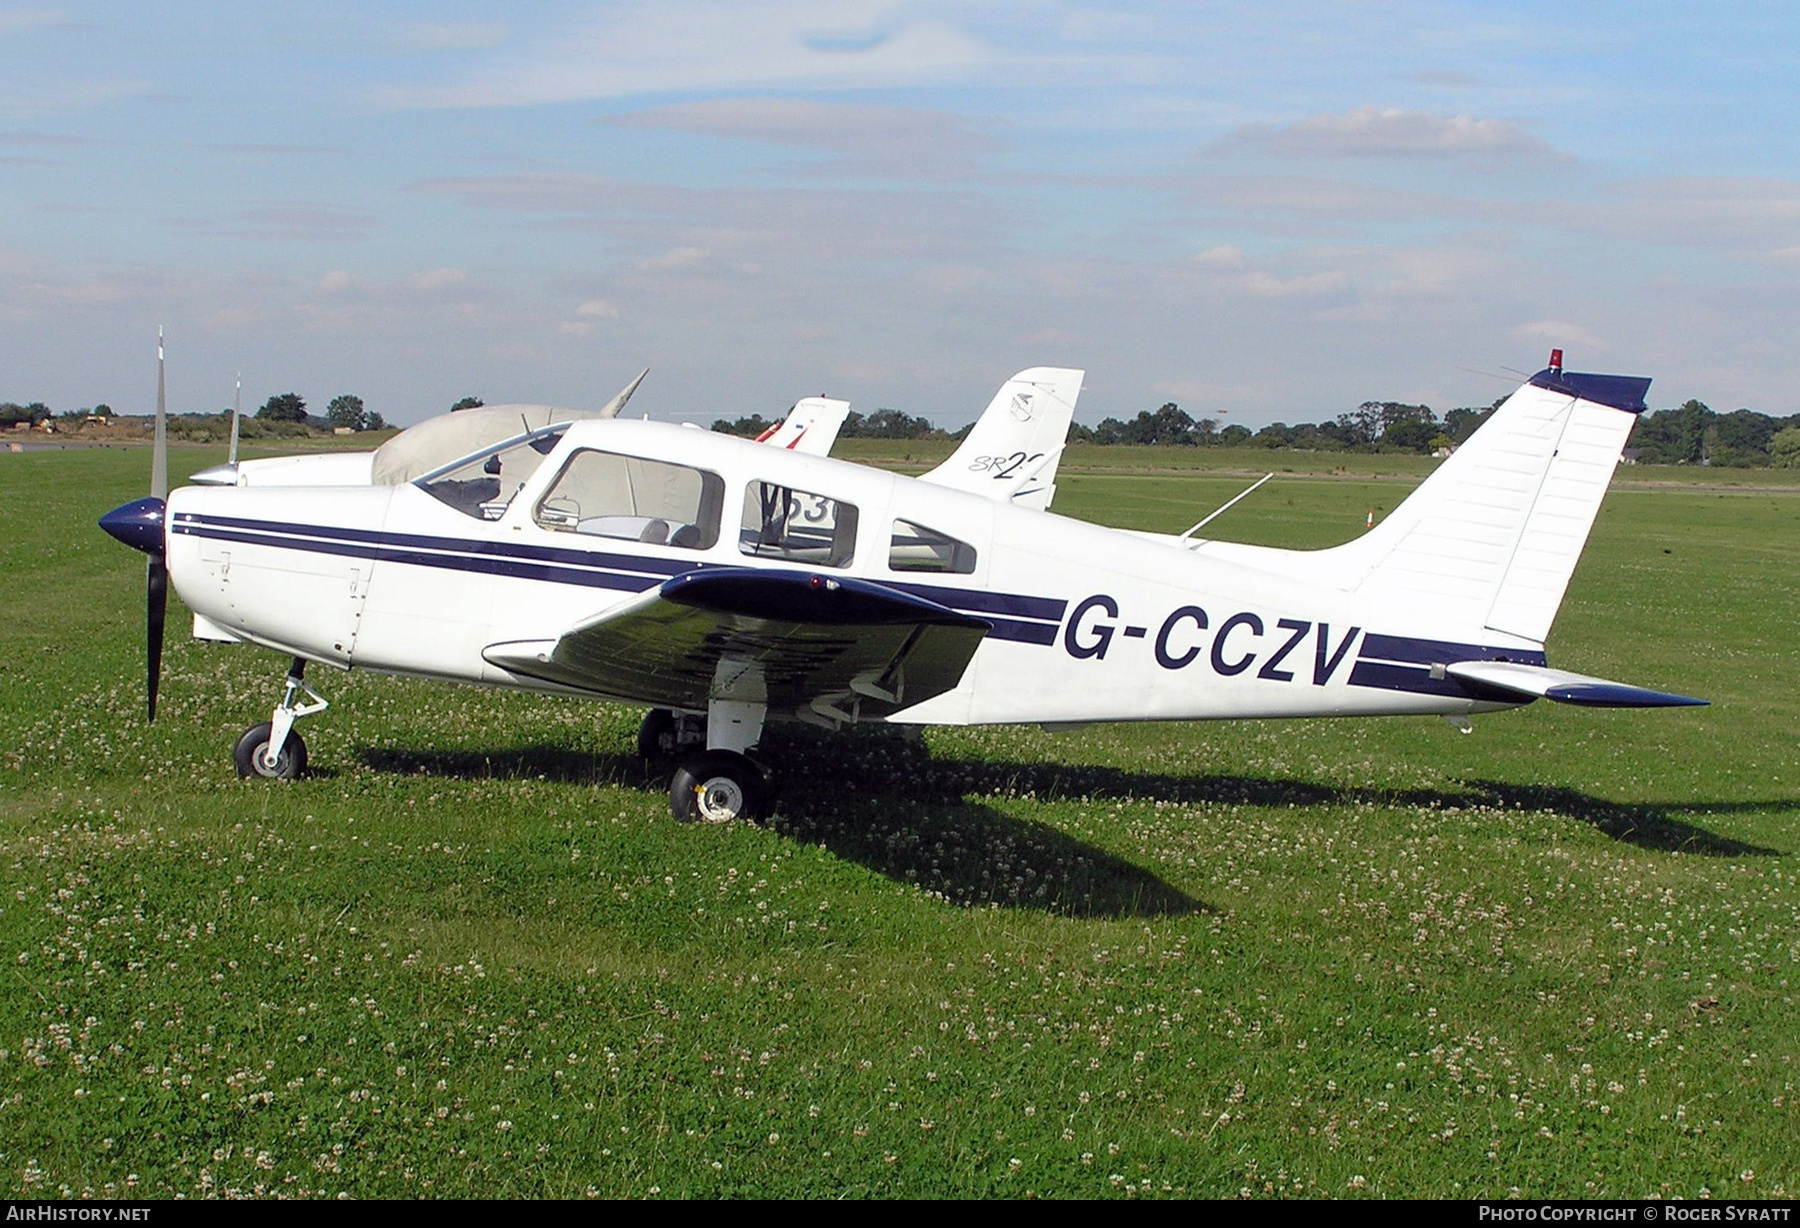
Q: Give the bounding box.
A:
[1310,363,1651,644]
[920,367,1083,510]
[758,396,850,455]
[595,368,649,419]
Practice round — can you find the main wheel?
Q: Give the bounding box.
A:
[637,709,705,761]
[637,709,676,760]
[670,750,767,824]
[233,722,308,780]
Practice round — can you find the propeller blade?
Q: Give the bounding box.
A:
[228,371,241,466]
[146,555,167,722]
[152,328,168,501]
[146,328,169,719]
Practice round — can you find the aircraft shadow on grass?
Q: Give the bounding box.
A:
[357,740,1208,920]
[359,725,1783,918]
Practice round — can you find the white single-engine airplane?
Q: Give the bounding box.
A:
[101,348,1701,822]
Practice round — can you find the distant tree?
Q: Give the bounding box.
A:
[451,396,484,412]
[1442,405,1496,445]
[1713,408,1780,464]
[1771,427,1800,469]
[849,408,937,439]
[1337,402,1384,448]
[366,411,386,431]
[1631,399,1714,464]
[257,392,308,423]
[24,402,50,425]
[326,394,368,431]
[1382,417,1438,453]
[710,414,778,438]
[1217,424,1252,447]
[92,403,113,418]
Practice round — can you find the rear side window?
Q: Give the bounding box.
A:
[888,519,977,574]
[535,450,723,549]
[740,481,858,567]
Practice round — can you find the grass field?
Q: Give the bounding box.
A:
[0,444,1795,1199]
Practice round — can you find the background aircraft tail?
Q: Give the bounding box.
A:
[1309,359,1651,644]
[758,396,850,455]
[921,367,1083,510]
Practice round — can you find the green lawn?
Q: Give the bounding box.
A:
[0,444,1793,1198]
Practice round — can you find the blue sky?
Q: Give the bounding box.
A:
[4,1,1799,427]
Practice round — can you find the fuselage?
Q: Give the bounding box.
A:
[164,418,1532,727]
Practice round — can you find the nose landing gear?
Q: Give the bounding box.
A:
[234,657,328,780]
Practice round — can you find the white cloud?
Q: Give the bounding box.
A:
[575,299,619,318]
[409,267,468,291]
[1513,319,1603,351]
[1219,106,1563,163]
[1236,269,1350,300]
[612,98,1001,180]
[0,9,63,36]
[379,2,989,109]
[637,246,709,272]
[1192,244,1248,269]
[401,22,509,53]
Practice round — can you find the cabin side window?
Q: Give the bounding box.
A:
[739,481,858,567]
[888,519,977,574]
[534,450,724,549]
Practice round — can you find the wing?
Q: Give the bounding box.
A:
[483,568,990,721]
[1445,660,1707,708]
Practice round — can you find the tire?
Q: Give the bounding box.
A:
[637,709,677,760]
[638,709,708,761]
[669,750,767,824]
[233,722,308,780]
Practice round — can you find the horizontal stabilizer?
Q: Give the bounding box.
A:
[1445,660,1707,708]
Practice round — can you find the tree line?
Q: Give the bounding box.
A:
[9,388,1800,466]
[711,396,1800,466]
[711,407,959,441]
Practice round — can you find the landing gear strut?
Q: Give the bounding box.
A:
[234,657,327,780]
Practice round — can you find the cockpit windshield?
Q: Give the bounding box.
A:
[415,423,569,520]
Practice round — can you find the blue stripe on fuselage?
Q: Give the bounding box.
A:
[171,513,1064,643]
[1349,632,1548,699]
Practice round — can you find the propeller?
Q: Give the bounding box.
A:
[98,329,169,721]
[147,330,168,721]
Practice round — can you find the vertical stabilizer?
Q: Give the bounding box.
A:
[921,367,1083,510]
[759,396,851,455]
[1306,364,1650,644]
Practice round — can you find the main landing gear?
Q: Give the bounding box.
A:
[639,702,775,824]
[234,657,327,780]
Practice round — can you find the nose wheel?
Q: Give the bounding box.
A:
[669,750,772,824]
[234,657,326,780]
[234,722,308,780]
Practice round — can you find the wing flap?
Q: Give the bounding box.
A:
[1445,660,1707,709]
[484,568,990,718]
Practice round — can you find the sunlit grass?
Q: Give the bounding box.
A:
[0,445,1793,1198]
